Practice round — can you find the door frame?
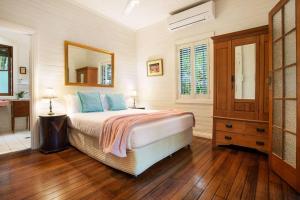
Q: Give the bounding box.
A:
[0,19,39,149]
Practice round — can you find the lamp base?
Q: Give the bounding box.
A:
[48,99,54,116]
[48,111,55,116]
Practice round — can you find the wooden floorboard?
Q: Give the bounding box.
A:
[0,137,299,200]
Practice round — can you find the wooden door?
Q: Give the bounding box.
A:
[259,34,269,121]
[269,0,300,192]
[213,41,231,117]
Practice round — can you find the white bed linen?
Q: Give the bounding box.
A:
[68,109,194,150]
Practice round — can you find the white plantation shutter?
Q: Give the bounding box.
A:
[179,47,192,95]
[177,39,209,99]
[194,44,208,95]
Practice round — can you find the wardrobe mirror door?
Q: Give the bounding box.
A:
[234,43,256,100]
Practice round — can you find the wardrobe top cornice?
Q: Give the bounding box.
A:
[211,25,269,42]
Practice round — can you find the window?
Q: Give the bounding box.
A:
[177,40,209,101]
[0,44,13,96]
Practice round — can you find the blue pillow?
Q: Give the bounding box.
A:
[77,92,104,112]
[106,94,127,111]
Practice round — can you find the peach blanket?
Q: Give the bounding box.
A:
[99,110,195,157]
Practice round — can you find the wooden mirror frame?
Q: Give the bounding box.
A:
[64,41,114,87]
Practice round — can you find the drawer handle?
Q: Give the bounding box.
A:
[256,141,265,146]
[256,128,265,133]
[224,136,232,140]
[225,124,233,128]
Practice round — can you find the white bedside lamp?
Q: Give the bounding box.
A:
[130,90,137,108]
[43,88,57,115]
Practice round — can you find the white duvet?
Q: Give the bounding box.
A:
[68,109,194,150]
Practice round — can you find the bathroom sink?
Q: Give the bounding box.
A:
[0,100,9,107]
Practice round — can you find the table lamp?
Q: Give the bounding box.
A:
[43,88,57,115]
[130,90,137,108]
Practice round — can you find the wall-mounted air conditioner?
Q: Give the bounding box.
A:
[167,1,215,31]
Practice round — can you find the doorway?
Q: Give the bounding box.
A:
[0,28,32,154]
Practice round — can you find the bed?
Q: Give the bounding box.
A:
[68,109,193,176]
[67,109,194,176]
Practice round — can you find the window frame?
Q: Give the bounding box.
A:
[176,37,212,104]
[0,44,13,96]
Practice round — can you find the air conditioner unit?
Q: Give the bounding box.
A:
[167,1,215,31]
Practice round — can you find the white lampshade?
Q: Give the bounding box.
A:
[130,90,137,97]
[43,88,57,99]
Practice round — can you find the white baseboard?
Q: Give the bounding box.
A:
[193,130,212,139]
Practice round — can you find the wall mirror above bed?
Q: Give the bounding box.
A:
[64,41,114,87]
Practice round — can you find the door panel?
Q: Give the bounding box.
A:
[214,41,231,116]
[270,0,299,192]
[284,65,296,98]
[284,30,296,66]
[272,126,283,158]
[284,0,295,33]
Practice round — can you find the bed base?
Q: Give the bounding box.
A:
[68,128,193,176]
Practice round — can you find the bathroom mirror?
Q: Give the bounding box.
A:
[64,41,114,87]
[234,43,256,99]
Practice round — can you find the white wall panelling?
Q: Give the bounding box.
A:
[0,0,137,148]
[0,0,279,144]
[136,0,278,138]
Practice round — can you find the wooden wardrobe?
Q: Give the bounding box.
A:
[269,0,300,192]
[212,26,270,153]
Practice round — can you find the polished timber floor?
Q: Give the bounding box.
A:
[0,137,299,200]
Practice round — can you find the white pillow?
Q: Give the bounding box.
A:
[64,94,81,114]
[100,94,109,111]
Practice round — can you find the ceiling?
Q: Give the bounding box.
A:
[67,0,205,30]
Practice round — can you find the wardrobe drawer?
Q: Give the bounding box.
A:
[215,119,245,133]
[244,122,268,136]
[215,119,268,136]
[215,131,236,145]
[216,131,269,153]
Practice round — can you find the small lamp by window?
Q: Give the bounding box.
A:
[130,90,137,108]
[43,88,57,115]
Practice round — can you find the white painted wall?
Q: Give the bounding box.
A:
[0,0,136,144]
[0,0,279,140]
[136,0,278,138]
[0,0,137,113]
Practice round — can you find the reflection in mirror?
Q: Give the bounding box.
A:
[235,43,256,99]
[65,41,114,87]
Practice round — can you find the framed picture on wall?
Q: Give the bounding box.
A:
[19,66,27,74]
[147,59,163,76]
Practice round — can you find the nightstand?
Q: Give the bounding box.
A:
[39,114,68,153]
[129,107,146,110]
